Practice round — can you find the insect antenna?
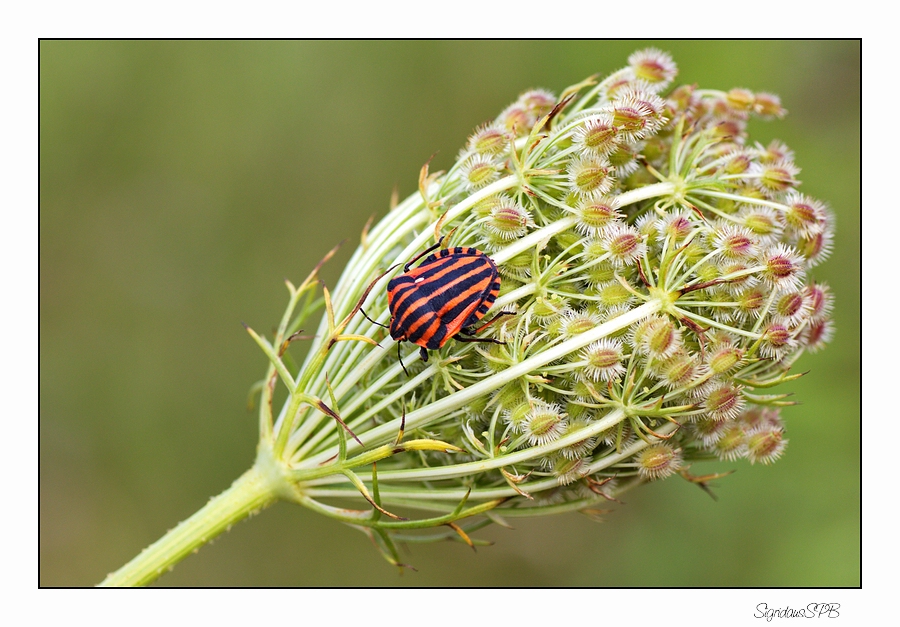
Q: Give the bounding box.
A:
[351,261,402,326]
[360,308,389,329]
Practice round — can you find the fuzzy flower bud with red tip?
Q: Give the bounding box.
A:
[558,419,598,460]
[760,323,798,360]
[628,48,678,88]
[571,196,623,236]
[558,308,603,338]
[660,212,694,242]
[796,227,835,267]
[746,423,787,464]
[691,417,729,446]
[574,114,621,156]
[497,104,532,135]
[713,423,748,461]
[707,341,744,375]
[636,444,683,480]
[519,89,557,119]
[722,149,754,176]
[581,338,626,382]
[772,289,812,326]
[601,223,646,267]
[467,124,510,157]
[726,88,756,112]
[801,317,835,352]
[484,199,533,241]
[761,244,806,291]
[524,401,567,446]
[711,224,758,259]
[760,139,794,163]
[804,283,834,320]
[782,193,829,238]
[657,351,701,390]
[609,89,667,142]
[702,382,745,421]
[460,155,502,190]
[634,315,682,359]
[755,160,800,193]
[740,206,784,244]
[753,92,787,119]
[568,155,616,198]
[734,286,766,321]
[552,455,592,485]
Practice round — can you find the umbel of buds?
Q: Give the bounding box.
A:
[100,49,834,585]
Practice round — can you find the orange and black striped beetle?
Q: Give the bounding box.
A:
[367,236,508,374]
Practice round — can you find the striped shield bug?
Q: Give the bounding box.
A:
[376,236,507,373]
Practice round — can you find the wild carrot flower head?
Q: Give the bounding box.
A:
[244,49,836,565]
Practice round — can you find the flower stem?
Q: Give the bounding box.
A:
[98,447,289,587]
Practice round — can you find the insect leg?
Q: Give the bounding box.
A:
[462,310,517,336]
[397,342,409,377]
[454,335,506,345]
[403,234,448,272]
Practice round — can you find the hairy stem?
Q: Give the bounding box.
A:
[98,447,291,587]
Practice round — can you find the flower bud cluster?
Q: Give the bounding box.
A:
[284,49,834,543]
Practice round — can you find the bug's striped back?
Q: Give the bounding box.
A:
[387,247,499,350]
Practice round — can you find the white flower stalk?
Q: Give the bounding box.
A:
[100,49,835,586]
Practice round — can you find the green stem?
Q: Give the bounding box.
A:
[98,447,290,587]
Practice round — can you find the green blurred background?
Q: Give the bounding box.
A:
[40,40,860,587]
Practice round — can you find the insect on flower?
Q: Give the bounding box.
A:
[373,236,508,374]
